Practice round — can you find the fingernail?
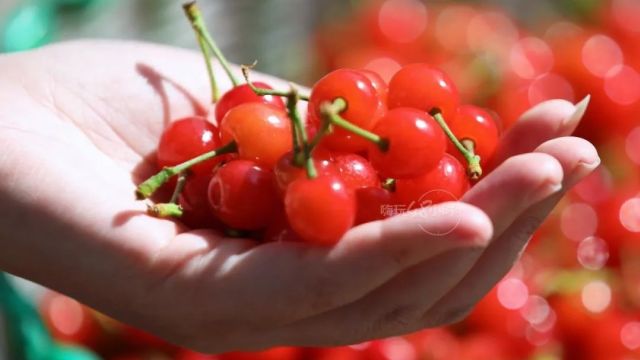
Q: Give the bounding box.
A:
[562,95,591,131]
[566,157,601,187]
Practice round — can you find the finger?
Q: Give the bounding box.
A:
[220,201,491,327]
[234,203,492,347]
[464,152,564,235]
[422,136,600,326]
[491,96,589,166]
[146,201,492,344]
[258,152,564,345]
[151,200,491,346]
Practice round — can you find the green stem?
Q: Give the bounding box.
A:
[170,172,188,204]
[322,98,388,151]
[382,178,396,192]
[196,33,220,102]
[147,172,188,218]
[430,111,482,179]
[183,2,240,86]
[285,88,317,178]
[148,203,184,218]
[241,65,310,100]
[136,141,237,199]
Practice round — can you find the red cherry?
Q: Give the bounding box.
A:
[263,211,302,243]
[355,187,393,225]
[447,105,500,167]
[309,69,384,152]
[285,175,356,245]
[220,103,292,168]
[274,150,337,194]
[310,68,383,128]
[175,350,219,360]
[333,153,379,190]
[387,63,460,119]
[218,347,302,360]
[208,160,280,230]
[369,108,447,179]
[157,117,222,175]
[214,82,286,124]
[395,154,469,207]
[357,69,388,106]
[178,174,221,229]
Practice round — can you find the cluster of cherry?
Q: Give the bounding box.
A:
[135,3,500,247]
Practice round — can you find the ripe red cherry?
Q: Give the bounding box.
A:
[333,153,379,190]
[285,175,356,245]
[310,68,383,128]
[179,174,223,229]
[369,108,447,179]
[157,117,222,175]
[274,150,337,194]
[395,154,469,207]
[309,68,384,152]
[447,105,500,167]
[310,108,371,152]
[263,211,302,243]
[208,160,280,230]
[214,82,286,123]
[220,103,292,168]
[356,186,393,225]
[357,69,388,106]
[219,347,302,360]
[387,63,460,119]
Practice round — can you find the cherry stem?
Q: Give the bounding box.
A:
[183,2,240,87]
[321,98,388,151]
[430,110,482,179]
[170,172,188,204]
[136,141,237,199]
[382,178,396,192]
[241,64,310,101]
[148,203,184,218]
[195,30,220,102]
[183,2,219,103]
[284,87,317,178]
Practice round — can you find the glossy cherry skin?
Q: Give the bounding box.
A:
[309,68,383,128]
[395,154,470,207]
[157,116,222,175]
[333,153,379,190]
[355,186,394,225]
[285,175,356,246]
[179,173,222,229]
[387,63,460,119]
[274,150,337,194]
[447,105,500,167]
[214,82,286,124]
[358,69,388,106]
[208,160,280,230]
[220,103,292,168]
[263,211,302,243]
[309,68,385,152]
[369,108,447,179]
[309,110,371,152]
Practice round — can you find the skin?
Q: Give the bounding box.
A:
[0,40,599,353]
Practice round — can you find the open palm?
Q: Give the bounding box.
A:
[0,41,598,353]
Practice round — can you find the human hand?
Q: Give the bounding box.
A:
[0,41,598,353]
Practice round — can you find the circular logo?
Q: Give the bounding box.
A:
[407,189,462,236]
